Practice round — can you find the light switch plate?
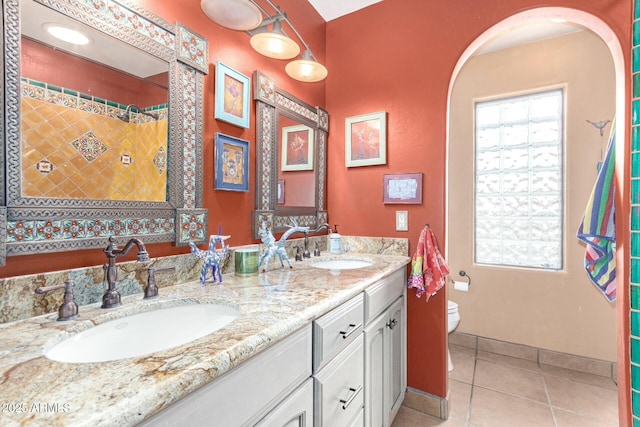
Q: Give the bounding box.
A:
[396,211,408,231]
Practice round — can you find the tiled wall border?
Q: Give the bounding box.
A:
[632,2,640,423]
[21,78,168,122]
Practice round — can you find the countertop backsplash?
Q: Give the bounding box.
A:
[0,235,409,324]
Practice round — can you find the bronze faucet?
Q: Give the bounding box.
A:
[304,223,333,256]
[35,280,79,321]
[103,236,150,309]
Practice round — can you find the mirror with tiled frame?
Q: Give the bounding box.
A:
[0,0,210,266]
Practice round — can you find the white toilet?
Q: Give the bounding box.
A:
[447,300,460,372]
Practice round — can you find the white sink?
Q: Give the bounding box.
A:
[45,304,239,363]
[311,259,373,270]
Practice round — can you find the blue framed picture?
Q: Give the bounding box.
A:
[214,133,249,192]
[214,61,250,129]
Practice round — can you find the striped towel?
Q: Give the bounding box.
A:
[576,121,616,302]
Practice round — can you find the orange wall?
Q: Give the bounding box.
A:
[21,38,167,107]
[1,0,326,278]
[324,0,630,398]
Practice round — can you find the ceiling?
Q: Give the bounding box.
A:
[306,0,584,55]
[307,0,381,22]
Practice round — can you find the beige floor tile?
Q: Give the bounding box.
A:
[476,350,540,372]
[449,347,476,384]
[392,406,467,427]
[448,379,472,423]
[474,359,548,403]
[470,387,555,427]
[541,364,618,390]
[544,375,618,423]
[553,408,619,427]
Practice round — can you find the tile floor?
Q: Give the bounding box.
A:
[391,343,619,427]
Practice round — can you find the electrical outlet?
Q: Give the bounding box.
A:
[396,211,408,231]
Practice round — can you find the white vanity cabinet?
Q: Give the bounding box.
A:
[363,269,407,427]
[141,267,407,427]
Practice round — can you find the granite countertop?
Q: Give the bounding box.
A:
[0,253,410,427]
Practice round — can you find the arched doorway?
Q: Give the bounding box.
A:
[445,7,627,425]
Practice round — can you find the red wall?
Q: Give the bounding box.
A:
[1,0,326,277]
[324,0,630,401]
[21,38,167,107]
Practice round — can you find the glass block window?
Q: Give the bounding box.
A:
[474,89,564,269]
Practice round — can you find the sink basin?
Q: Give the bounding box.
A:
[45,304,239,363]
[311,259,373,270]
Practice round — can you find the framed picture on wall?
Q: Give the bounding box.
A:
[214,61,250,128]
[281,124,314,171]
[345,111,387,167]
[383,173,423,204]
[277,179,285,205]
[214,133,249,192]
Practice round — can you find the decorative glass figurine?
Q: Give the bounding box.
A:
[258,220,309,272]
[190,232,230,285]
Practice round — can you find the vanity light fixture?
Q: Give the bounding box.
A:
[200,0,263,31]
[43,23,91,45]
[201,0,328,82]
[285,49,328,83]
[250,18,300,60]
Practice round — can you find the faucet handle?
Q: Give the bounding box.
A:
[35,280,79,321]
[144,267,175,299]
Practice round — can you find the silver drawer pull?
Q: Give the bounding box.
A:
[339,322,362,339]
[339,385,363,410]
[386,318,398,329]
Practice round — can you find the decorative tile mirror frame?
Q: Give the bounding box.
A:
[0,0,209,266]
[252,71,329,238]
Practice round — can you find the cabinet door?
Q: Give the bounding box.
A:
[256,378,313,427]
[364,310,387,427]
[385,296,405,425]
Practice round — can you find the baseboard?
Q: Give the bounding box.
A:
[449,331,617,381]
[402,387,450,420]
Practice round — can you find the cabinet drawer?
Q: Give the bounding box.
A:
[364,269,405,325]
[314,337,364,427]
[313,293,363,372]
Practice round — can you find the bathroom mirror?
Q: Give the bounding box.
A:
[253,71,329,238]
[1,0,210,265]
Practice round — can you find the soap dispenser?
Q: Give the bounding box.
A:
[329,224,342,254]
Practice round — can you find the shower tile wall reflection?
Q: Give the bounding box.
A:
[632,2,640,424]
[20,78,168,201]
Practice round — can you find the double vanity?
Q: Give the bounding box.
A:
[0,251,409,426]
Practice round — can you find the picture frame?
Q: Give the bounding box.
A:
[277,179,285,205]
[346,111,387,167]
[214,133,249,192]
[214,61,250,128]
[383,173,423,204]
[281,124,314,171]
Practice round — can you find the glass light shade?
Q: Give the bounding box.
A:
[200,0,263,31]
[250,20,300,60]
[286,55,328,83]
[43,23,90,45]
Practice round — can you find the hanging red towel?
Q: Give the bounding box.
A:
[407,225,450,301]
